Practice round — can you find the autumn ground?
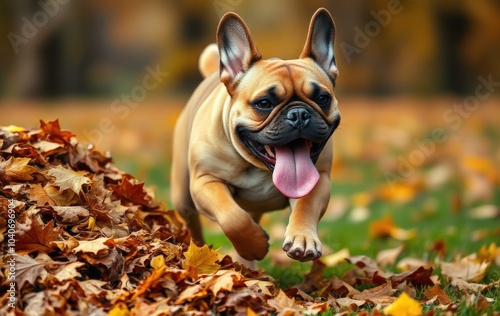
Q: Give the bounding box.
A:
[1,98,500,314]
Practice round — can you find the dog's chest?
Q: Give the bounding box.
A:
[230,167,282,202]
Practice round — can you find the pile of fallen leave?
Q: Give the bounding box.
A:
[1,120,498,315]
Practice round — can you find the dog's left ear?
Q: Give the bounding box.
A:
[217,12,262,93]
[300,8,338,81]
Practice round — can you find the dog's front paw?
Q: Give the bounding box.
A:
[282,231,322,262]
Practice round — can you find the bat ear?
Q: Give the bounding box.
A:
[300,8,338,81]
[217,13,261,93]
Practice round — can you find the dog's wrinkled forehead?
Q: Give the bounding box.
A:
[239,58,335,101]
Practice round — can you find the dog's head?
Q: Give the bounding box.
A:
[217,8,341,198]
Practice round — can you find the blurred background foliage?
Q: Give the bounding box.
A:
[0,0,499,276]
[0,0,499,98]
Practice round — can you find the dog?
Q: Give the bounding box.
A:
[171,8,340,263]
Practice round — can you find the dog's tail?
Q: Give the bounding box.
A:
[198,43,219,78]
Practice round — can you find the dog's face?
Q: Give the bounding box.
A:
[217,9,340,198]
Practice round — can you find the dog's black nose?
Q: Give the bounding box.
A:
[286,107,311,129]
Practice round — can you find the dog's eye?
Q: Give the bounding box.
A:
[316,94,331,107]
[253,98,274,111]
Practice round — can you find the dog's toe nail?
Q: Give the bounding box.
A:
[304,250,316,260]
[292,248,303,258]
[282,242,292,251]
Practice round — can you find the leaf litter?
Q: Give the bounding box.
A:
[0,120,499,315]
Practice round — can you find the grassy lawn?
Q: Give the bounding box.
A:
[111,100,500,313]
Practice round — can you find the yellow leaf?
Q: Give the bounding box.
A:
[151,255,165,271]
[478,243,500,265]
[88,216,96,230]
[108,302,129,316]
[322,248,350,267]
[378,182,418,203]
[1,125,26,132]
[352,192,373,207]
[246,307,258,316]
[383,291,422,316]
[182,240,220,274]
[369,215,416,241]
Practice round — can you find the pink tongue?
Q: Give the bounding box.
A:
[272,140,320,198]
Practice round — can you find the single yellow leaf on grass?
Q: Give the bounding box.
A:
[478,243,500,265]
[383,291,422,316]
[182,240,220,274]
[369,215,416,241]
[322,248,350,267]
[352,191,373,207]
[378,182,418,203]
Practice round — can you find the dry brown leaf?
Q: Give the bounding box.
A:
[396,257,433,271]
[17,219,60,254]
[52,206,90,225]
[376,245,404,267]
[14,254,48,290]
[53,262,85,282]
[28,183,56,205]
[335,297,366,309]
[268,290,301,316]
[352,282,396,305]
[440,254,490,282]
[0,157,38,181]
[47,165,91,194]
[319,276,359,298]
[72,237,111,256]
[423,285,452,305]
[203,270,243,296]
[42,183,79,206]
[39,119,75,145]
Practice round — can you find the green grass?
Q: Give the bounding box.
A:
[115,156,500,313]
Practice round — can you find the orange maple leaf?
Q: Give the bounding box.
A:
[369,215,416,240]
[111,175,151,206]
[182,240,220,274]
[39,119,75,145]
[17,219,60,254]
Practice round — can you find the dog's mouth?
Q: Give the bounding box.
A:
[241,137,326,199]
[242,138,326,171]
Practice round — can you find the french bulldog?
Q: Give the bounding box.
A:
[171,8,340,262]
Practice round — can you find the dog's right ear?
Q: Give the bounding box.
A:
[217,13,261,93]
